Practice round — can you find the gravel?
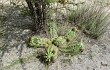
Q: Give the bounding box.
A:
[0,0,110,70]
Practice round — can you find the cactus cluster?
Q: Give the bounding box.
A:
[64,27,77,42]
[52,36,67,48]
[48,21,58,39]
[29,23,83,64]
[29,36,51,48]
[61,41,84,56]
[45,45,58,62]
[29,36,59,63]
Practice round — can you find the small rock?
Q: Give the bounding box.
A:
[101,61,107,66]
[22,29,31,35]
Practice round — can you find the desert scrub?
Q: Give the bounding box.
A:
[64,27,77,42]
[48,21,58,39]
[29,20,83,64]
[44,45,58,63]
[29,30,83,64]
[61,41,84,56]
[45,46,54,63]
[68,3,110,39]
[29,36,59,64]
[29,36,51,48]
[52,36,67,48]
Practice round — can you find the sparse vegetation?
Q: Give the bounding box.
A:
[69,3,110,38]
[44,45,58,63]
[61,41,84,56]
[52,36,67,48]
[48,21,58,39]
[29,22,83,64]
[1,0,110,69]
[64,27,77,42]
[44,46,55,63]
[29,36,51,48]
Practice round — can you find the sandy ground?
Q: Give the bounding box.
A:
[0,0,110,70]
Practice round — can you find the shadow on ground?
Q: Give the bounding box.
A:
[0,5,33,70]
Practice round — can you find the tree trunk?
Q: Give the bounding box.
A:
[25,0,37,31]
[25,0,47,33]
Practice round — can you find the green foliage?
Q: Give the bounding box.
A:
[44,45,58,63]
[52,36,67,48]
[61,41,84,56]
[29,36,51,48]
[51,45,59,60]
[29,28,83,64]
[69,3,110,38]
[45,47,54,62]
[64,27,77,41]
[29,36,59,63]
[48,21,58,39]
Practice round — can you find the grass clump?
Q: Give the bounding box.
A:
[69,3,110,39]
